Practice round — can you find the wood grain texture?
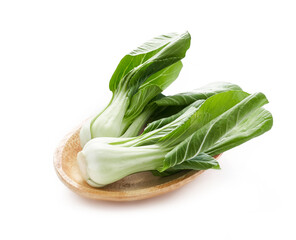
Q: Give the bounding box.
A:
[54,126,221,201]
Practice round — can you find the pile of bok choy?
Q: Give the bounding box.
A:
[77,32,273,187]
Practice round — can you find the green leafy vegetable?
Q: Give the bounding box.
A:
[77,90,273,187]
[79,32,191,147]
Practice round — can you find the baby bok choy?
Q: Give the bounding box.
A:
[77,90,273,187]
[80,32,191,147]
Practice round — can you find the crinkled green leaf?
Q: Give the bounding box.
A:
[152,153,220,176]
[206,108,273,156]
[143,100,205,134]
[168,153,220,170]
[125,61,183,119]
[162,92,269,170]
[155,82,242,106]
[125,32,190,93]
[109,33,181,92]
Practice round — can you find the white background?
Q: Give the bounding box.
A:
[1,0,295,239]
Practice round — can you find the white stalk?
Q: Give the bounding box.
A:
[91,91,130,138]
[77,138,166,187]
[79,90,131,147]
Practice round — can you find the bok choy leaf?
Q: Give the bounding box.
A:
[155,82,242,106]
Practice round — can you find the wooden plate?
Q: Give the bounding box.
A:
[54,126,221,201]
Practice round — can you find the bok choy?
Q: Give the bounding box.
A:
[77,90,273,187]
[80,32,191,147]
